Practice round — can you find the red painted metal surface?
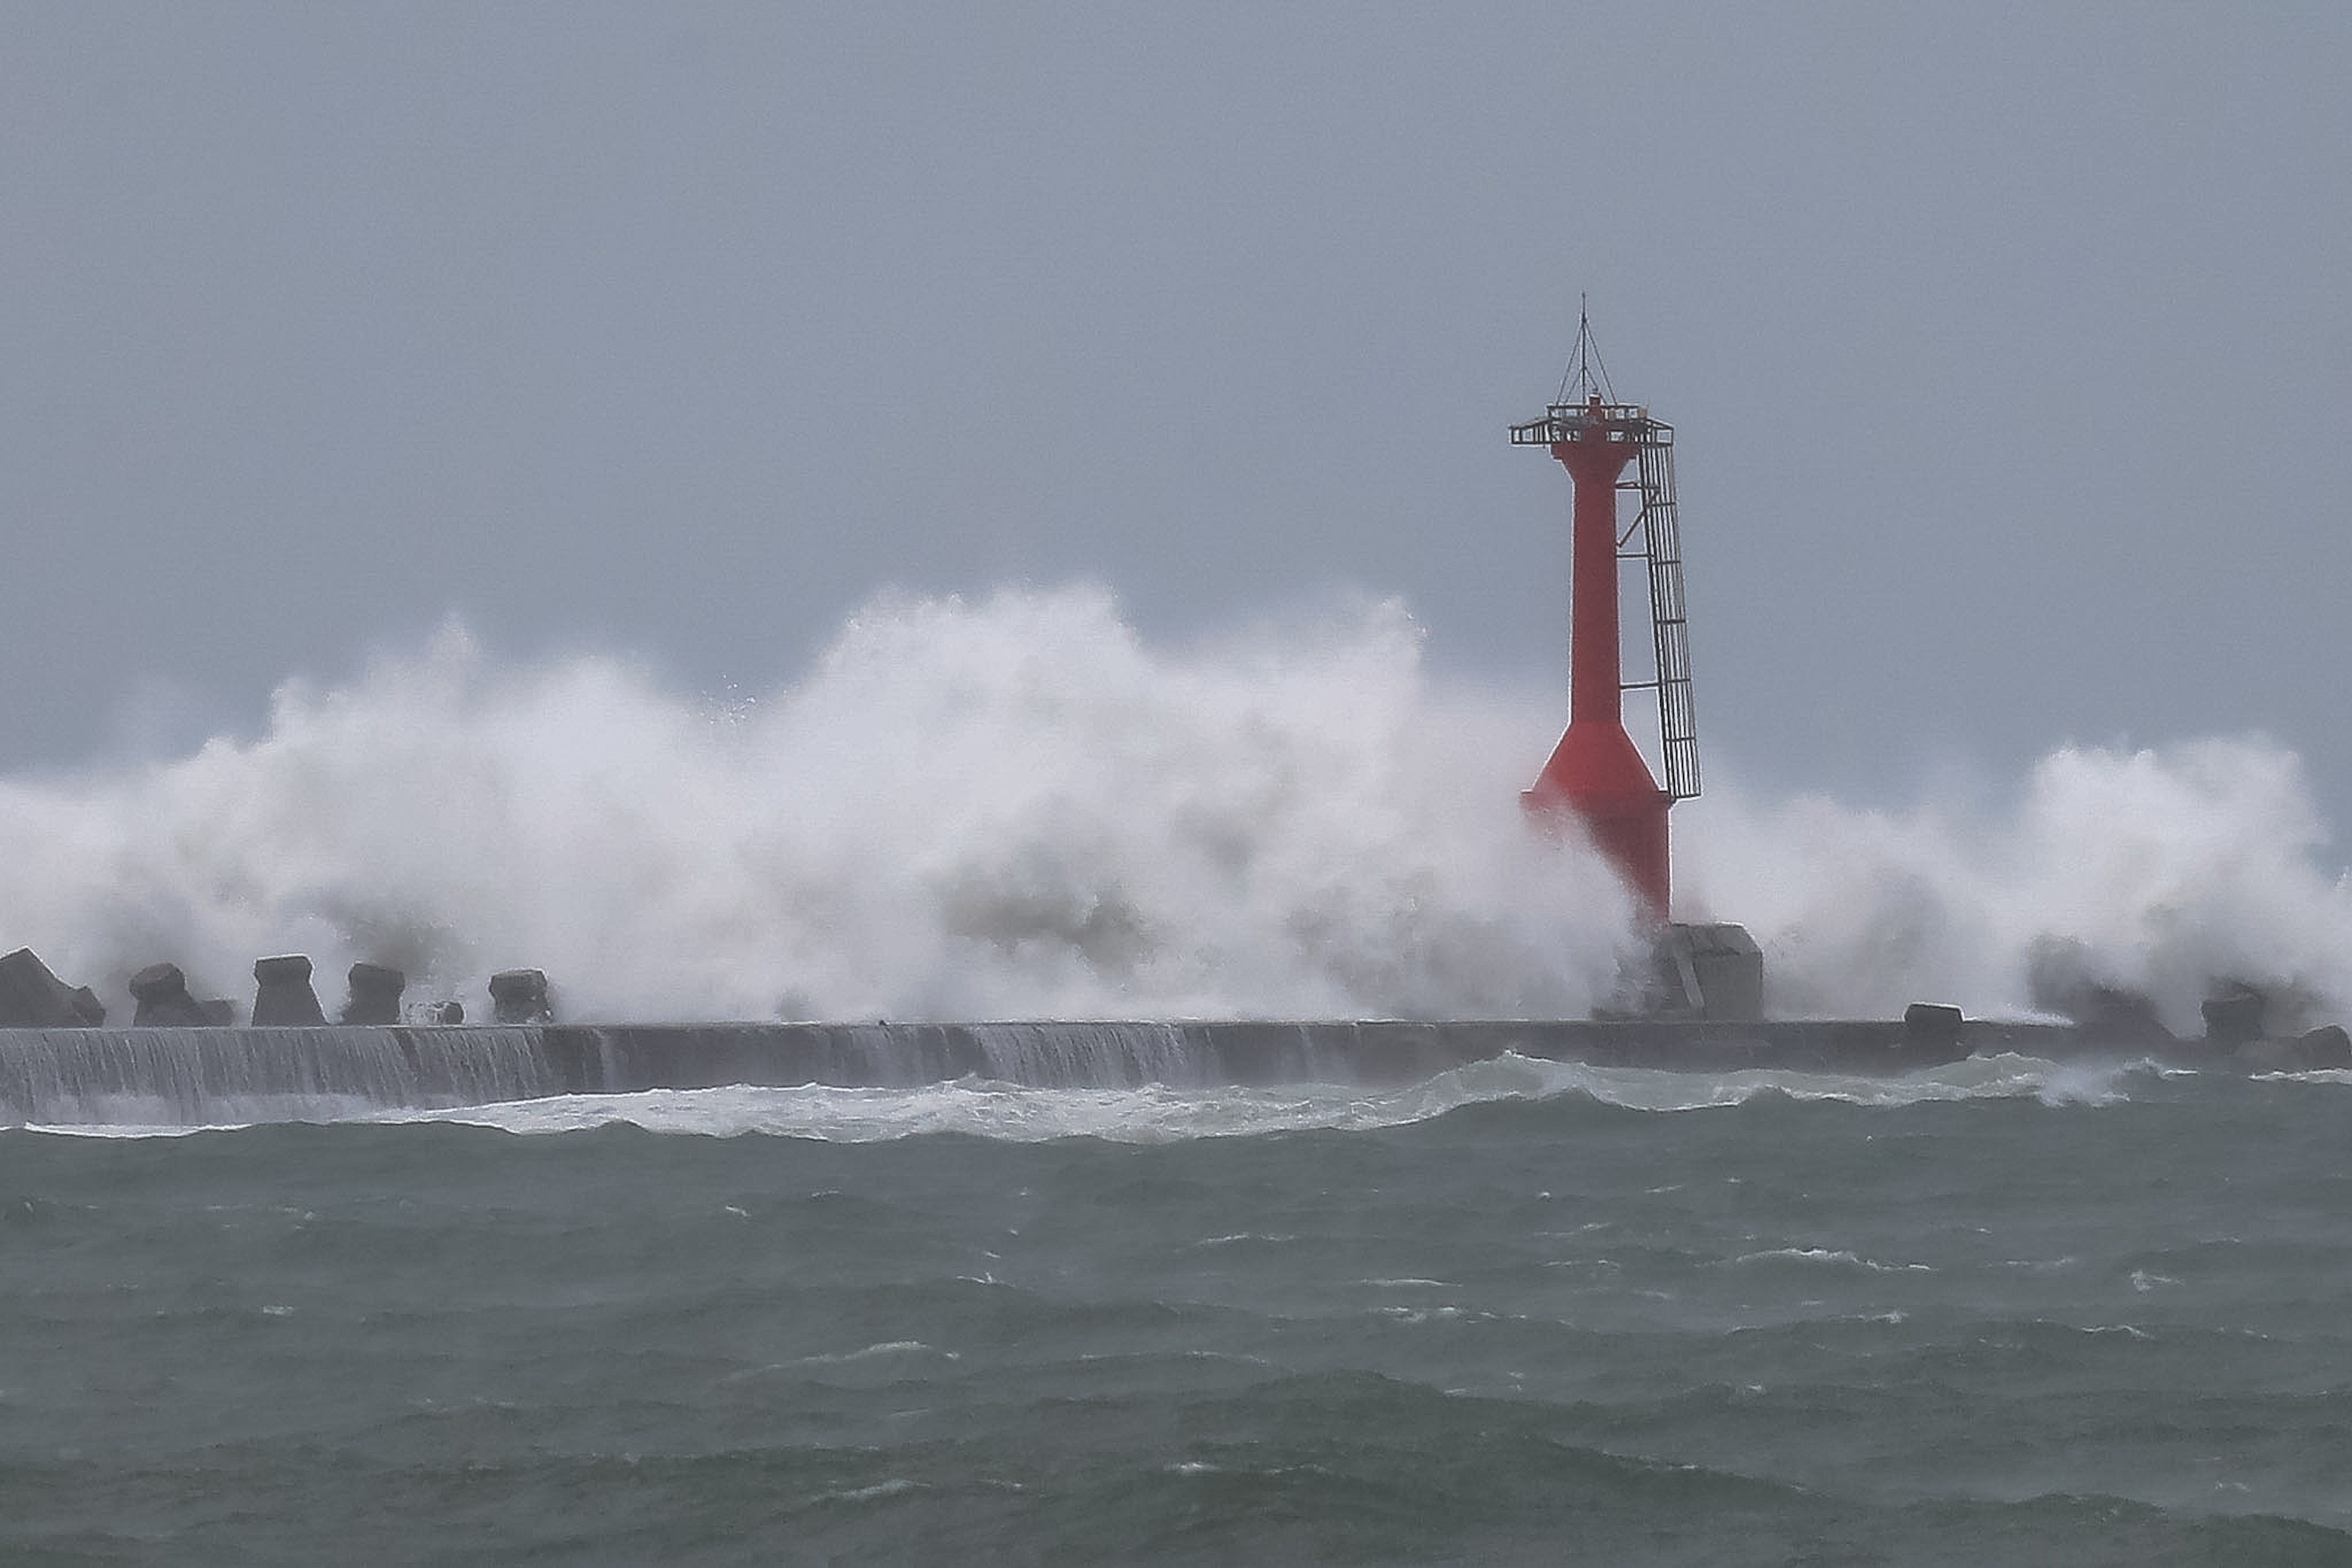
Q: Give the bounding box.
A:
[1522,394,1674,921]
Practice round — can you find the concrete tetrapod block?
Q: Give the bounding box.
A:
[2235,1023,2352,1073]
[2298,1024,2352,1068]
[2201,983,2268,1047]
[0,948,105,1026]
[251,954,326,1026]
[341,963,406,1026]
[2026,936,2174,1045]
[130,963,215,1026]
[1903,1003,1965,1052]
[1650,923,1765,1023]
[489,969,552,1024]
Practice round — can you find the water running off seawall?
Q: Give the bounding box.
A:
[9,1012,2345,1132]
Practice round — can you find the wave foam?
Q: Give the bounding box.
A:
[2,584,2347,1035]
[0,587,1632,1024]
[18,1047,2339,1142]
[374,1052,2175,1140]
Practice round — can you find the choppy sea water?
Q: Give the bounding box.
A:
[7,1054,2352,1564]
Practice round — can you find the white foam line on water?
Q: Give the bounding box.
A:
[9,1046,2306,1143]
[1730,1247,1935,1274]
[310,1051,2162,1140]
[2252,1067,2352,1085]
[389,1077,1457,1144]
[15,1119,244,1139]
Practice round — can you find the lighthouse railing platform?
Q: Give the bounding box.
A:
[1510,402,1667,447]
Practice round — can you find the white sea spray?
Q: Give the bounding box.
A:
[1681,739,2352,1030]
[0,586,1635,1023]
[0,583,2346,1034]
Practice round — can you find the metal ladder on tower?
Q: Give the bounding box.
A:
[1629,432,1700,801]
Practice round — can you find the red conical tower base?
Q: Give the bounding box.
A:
[1523,727,1671,923]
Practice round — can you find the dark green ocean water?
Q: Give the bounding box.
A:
[5,1057,2352,1564]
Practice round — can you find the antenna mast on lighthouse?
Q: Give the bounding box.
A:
[1510,306,1700,922]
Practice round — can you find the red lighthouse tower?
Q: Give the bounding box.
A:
[1512,312,1700,922]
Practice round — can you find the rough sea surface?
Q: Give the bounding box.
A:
[7,1054,2351,1564]
[5,573,2349,1565]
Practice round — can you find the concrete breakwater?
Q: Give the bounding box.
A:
[7,938,2346,1127]
[4,1015,2345,1127]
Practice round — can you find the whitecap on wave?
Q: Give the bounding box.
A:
[279,1050,2170,1143]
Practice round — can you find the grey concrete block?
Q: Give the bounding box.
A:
[341,963,405,1026]
[2201,982,2267,1047]
[130,963,214,1026]
[0,948,105,1027]
[1903,1003,1965,1050]
[251,954,326,1026]
[1651,923,1764,1023]
[489,969,552,1024]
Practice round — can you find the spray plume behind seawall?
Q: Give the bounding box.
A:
[0,586,1636,1024]
[1685,738,2352,1031]
[0,582,2346,1034]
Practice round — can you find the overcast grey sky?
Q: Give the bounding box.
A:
[5,5,2348,839]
